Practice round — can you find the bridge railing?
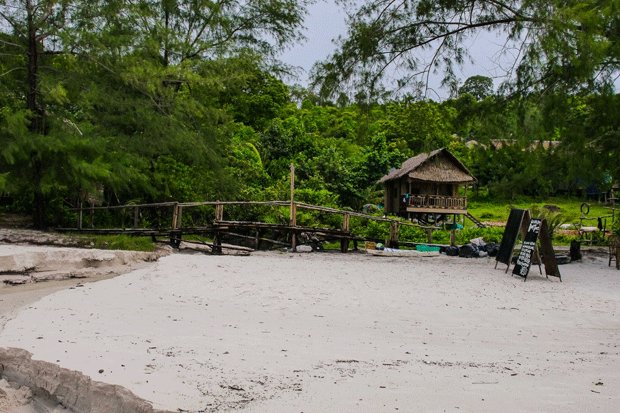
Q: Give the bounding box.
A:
[63,199,450,251]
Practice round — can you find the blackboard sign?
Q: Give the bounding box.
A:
[496,209,527,268]
[512,218,542,280]
[539,220,562,281]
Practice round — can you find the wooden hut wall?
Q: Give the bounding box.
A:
[384,181,399,213]
[411,182,459,196]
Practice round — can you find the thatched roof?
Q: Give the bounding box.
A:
[378,148,475,184]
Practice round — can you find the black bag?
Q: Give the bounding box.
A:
[459,243,478,258]
[485,242,499,257]
[445,246,459,256]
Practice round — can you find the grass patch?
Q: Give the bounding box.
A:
[468,196,613,223]
[72,234,156,252]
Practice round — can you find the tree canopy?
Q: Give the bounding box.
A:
[0,1,618,229]
[312,0,620,99]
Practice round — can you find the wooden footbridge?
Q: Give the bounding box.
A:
[58,199,463,253]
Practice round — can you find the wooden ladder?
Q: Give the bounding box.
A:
[465,212,486,228]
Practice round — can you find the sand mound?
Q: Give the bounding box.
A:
[0,246,161,285]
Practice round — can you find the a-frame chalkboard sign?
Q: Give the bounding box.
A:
[495,209,529,273]
[496,208,562,282]
[512,218,543,280]
[538,220,562,281]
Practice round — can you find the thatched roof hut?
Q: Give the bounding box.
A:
[379,148,475,185]
[379,148,475,215]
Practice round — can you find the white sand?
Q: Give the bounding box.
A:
[1,250,619,412]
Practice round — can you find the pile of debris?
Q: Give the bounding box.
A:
[445,237,499,259]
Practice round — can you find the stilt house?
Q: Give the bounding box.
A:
[379,148,475,216]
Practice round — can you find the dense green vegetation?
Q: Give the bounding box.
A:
[0,0,618,239]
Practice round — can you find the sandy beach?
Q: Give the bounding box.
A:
[1,245,619,412]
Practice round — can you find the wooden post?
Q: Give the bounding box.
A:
[290,202,297,251]
[90,205,94,229]
[341,213,350,253]
[171,203,179,229]
[133,206,139,228]
[389,222,400,248]
[254,229,261,250]
[450,230,456,246]
[215,202,224,221]
[290,164,297,251]
[426,228,433,243]
[177,206,183,229]
[213,231,222,255]
[78,201,83,230]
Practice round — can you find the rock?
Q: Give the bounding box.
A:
[0,347,171,413]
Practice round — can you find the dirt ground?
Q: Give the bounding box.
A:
[1,245,618,412]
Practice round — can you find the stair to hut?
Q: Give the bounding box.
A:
[465,212,486,228]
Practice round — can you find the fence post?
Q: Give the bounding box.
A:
[290,202,297,251]
[133,206,139,228]
[341,213,350,253]
[215,202,224,221]
[78,201,83,230]
[171,203,179,229]
[389,221,400,248]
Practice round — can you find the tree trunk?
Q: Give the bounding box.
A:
[26,0,44,134]
[33,158,47,229]
[26,0,46,228]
